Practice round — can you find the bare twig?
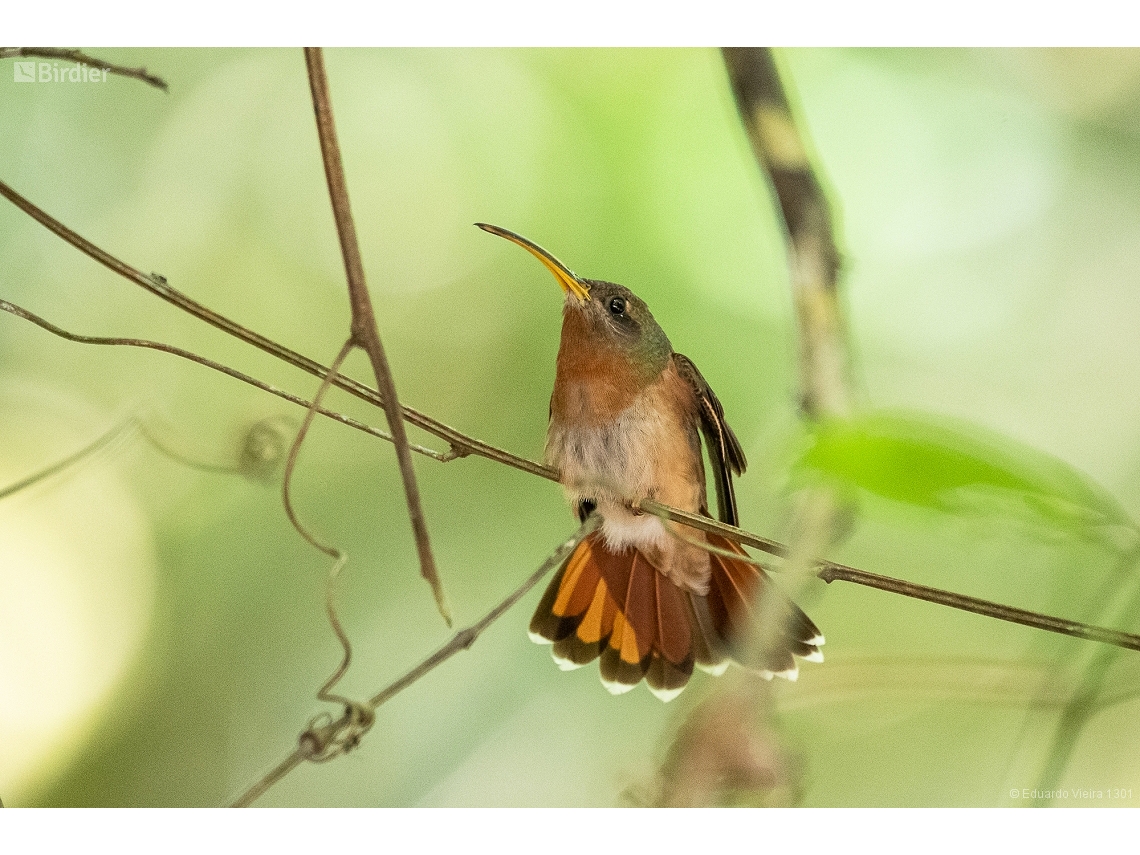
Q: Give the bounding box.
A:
[0,299,454,463]
[0,178,555,482]
[137,422,245,475]
[229,753,304,809]
[658,512,777,570]
[369,515,598,705]
[0,409,255,482]
[303,47,448,625]
[639,498,785,556]
[640,494,1140,657]
[0,396,271,496]
[0,47,167,91]
[817,564,1140,652]
[228,515,599,807]
[280,338,358,706]
[0,416,133,500]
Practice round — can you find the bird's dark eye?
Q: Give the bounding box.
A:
[608,297,626,316]
[577,499,597,523]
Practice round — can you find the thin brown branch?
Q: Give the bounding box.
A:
[229,753,305,808]
[0,47,168,91]
[645,490,1140,655]
[0,178,555,480]
[0,298,454,463]
[639,498,786,557]
[281,339,356,564]
[281,338,357,705]
[659,513,777,570]
[138,421,244,475]
[0,416,133,500]
[228,515,598,807]
[370,515,600,706]
[818,563,1140,652]
[304,47,448,625]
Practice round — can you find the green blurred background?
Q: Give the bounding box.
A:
[2,48,1140,807]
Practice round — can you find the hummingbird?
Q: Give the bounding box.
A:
[478,224,823,701]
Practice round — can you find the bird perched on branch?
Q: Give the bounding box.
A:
[478,224,823,701]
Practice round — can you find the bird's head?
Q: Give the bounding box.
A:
[477,223,672,382]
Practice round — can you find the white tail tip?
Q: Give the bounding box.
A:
[648,684,685,703]
[552,650,586,671]
[696,659,731,676]
[600,676,638,695]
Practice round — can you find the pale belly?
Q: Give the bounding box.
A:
[545,399,673,505]
[545,391,710,593]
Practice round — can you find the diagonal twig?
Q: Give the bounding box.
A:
[816,564,1140,653]
[0,416,133,501]
[0,47,168,91]
[0,298,455,462]
[0,177,555,482]
[228,515,600,807]
[303,47,448,625]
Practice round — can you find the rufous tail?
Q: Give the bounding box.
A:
[529,530,823,701]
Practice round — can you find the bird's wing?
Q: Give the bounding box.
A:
[673,353,747,527]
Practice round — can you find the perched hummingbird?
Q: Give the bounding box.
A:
[478,224,823,701]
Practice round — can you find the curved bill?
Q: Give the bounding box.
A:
[476,223,591,303]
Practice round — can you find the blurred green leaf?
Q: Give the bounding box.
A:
[796,410,1135,542]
